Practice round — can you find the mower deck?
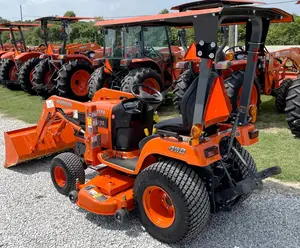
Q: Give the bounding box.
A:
[76,167,134,216]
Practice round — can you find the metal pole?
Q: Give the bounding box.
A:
[229,25,235,47]
[20,5,23,22]
[235,25,238,46]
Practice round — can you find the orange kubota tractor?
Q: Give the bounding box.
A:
[0,23,46,89]
[4,1,288,243]
[87,18,185,100]
[172,2,294,114]
[223,44,300,113]
[31,16,103,100]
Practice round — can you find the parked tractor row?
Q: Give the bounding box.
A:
[0,17,103,101]
[4,0,300,245]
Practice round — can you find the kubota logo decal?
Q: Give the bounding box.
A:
[56,100,72,108]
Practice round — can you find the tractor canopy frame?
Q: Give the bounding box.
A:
[0,28,19,51]
[96,2,292,125]
[35,16,98,55]
[0,23,39,53]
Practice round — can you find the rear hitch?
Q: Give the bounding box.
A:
[215,165,282,203]
[256,166,282,180]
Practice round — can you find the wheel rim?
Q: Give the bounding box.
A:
[29,69,35,85]
[70,70,91,96]
[142,186,175,228]
[54,166,66,188]
[9,65,17,81]
[143,78,160,94]
[238,85,258,107]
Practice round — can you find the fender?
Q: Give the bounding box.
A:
[15,52,42,63]
[130,58,163,78]
[63,54,92,65]
[133,124,258,175]
[0,51,7,57]
[1,51,14,60]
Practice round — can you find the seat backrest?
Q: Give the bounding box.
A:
[180,72,218,129]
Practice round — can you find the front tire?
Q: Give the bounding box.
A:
[88,66,110,100]
[50,152,85,196]
[57,60,93,101]
[18,57,41,94]
[134,160,210,244]
[121,67,163,93]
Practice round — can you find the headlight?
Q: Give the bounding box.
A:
[89,52,95,58]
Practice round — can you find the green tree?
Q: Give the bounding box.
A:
[64,11,76,17]
[159,9,169,14]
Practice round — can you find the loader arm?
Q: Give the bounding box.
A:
[4,89,134,168]
[4,96,90,168]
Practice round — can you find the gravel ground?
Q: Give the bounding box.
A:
[1,114,300,248]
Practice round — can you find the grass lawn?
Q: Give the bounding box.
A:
[0,86,44,124]
[0,86,300,182]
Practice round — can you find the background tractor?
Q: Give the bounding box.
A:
[31,16,103,100]
[0,23,46,89]
[3,1,288,244]
[172,4,295,115]
[87,21,186,100]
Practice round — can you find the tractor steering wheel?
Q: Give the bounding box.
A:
[131,83,163,104]
[225,46,246,59]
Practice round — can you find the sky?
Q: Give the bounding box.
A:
[0,0,300,21]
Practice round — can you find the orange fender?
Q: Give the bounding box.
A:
[1,51,14,59]
[15,52,42,63]
[63,54,92,65]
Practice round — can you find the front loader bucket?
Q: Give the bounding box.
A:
[4,122,76,168]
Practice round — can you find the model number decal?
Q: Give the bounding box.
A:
[169,146,186,154]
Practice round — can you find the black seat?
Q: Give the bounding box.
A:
[155,72,218,134]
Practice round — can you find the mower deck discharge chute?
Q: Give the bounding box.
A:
[4,0,287,244]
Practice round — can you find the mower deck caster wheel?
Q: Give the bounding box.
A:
[114,208,129,224]
[69,190,78,203]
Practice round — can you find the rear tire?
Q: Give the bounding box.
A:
[0,59,19,88]
[32,59,56,97]
[88,66,110,100]
[232,146,257,204]
[275,78,293,113]
[18,57,41,94]
[57,60,93,101]
[50,152,85,196]
[285,79,300,137]
[121,67,162,93]
[173,69,196,113]
[134,160,210,244]
[225,70,261,112]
